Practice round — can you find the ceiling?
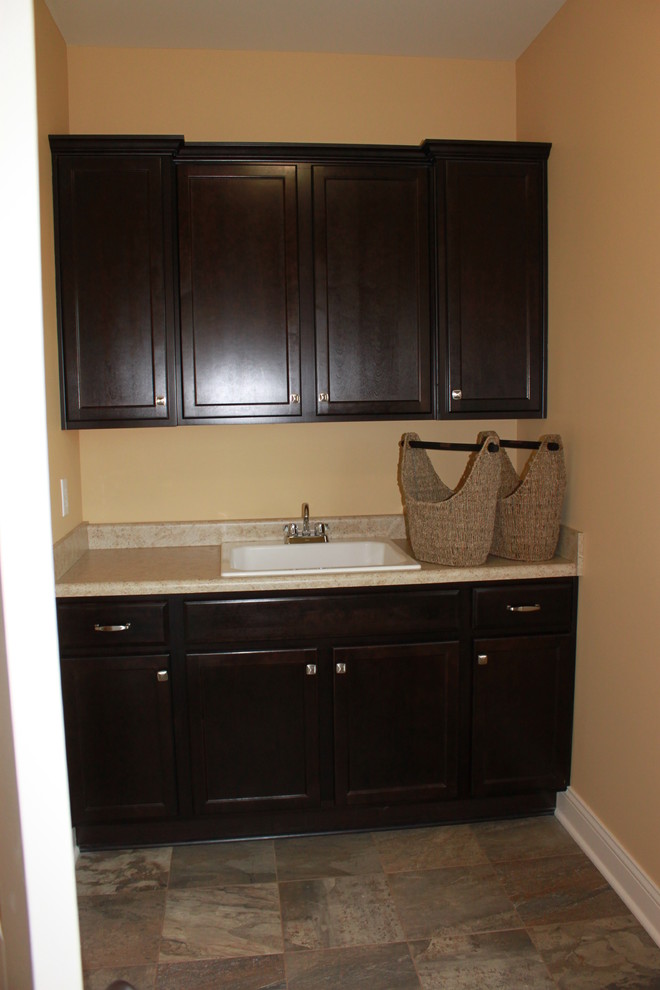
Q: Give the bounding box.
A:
[43,0,566,60]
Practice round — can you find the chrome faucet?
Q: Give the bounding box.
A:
[284,502,329,543]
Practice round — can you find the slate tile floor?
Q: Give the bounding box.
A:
[76,816,660,989]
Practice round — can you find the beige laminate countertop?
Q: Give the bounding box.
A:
[54,517,582,598]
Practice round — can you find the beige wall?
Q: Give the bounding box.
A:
[518,0,660,884]
[35,0,82,542]
[77,420,506,522]
[67,48,516,144]
[63,48,518,522]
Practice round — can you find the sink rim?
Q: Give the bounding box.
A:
[221,537,421,577]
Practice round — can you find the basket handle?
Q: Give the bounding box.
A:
[403,437,500,453]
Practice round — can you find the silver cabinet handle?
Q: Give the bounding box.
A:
[335,662,347,674]
[157,670,169,682]
[155,395,166,406]
[477,654,488,665]
[451,388,462,400]
[306,663,317,676]
[94,623,131,632]
[319,392,330,402]
[506,604,542,613]
[290,393,300,404]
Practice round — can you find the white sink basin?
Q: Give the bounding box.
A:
[221,538,421,577]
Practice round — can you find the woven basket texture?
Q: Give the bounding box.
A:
[399,431,501,566]
[480,432,567,561]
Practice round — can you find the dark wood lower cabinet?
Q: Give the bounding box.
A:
[471,635,575,797]
[186,649,321,814]
[333,641,459,806]
[60,654,178,824]
[57,578,577,847]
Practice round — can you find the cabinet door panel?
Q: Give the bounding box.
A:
[334,641,459,806]
[55,155,175,425]
[313,165,432,417]
[441,159,546,417]
[178,164,301,420]
[60,655,178,824]
[187,649,320,814]
[471,635,574,796]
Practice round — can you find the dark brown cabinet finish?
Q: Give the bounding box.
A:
[470,578,576,798]
[471,635,575,796]
[333,641,459,806]
[472,580,575,634]
[313,165,432,417]
[57,576,574,848]
[434,146,550,417]
[176,158,433,422]
[186,648,321,814]
[183,587,461,644]
[57,600,168,650]
[50,139,179,426]
[51,136,551,427]
[60,654,178,824]
[56,597,181,829]
[177,164,302,421]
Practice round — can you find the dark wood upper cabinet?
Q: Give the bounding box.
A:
[50,136,550,427]
[50,138,180,426]
[177,164,302,421]
[313,165,432,418]
[432,143,550,418]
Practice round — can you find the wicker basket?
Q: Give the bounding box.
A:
[399,431,501,566]
[482,432,567,561]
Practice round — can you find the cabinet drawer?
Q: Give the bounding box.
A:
[472,581,574,634]
[184,589,462,645]
[57,601,168,650]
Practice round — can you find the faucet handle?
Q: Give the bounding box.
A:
[315,522,329,537]
[284,522,299,540]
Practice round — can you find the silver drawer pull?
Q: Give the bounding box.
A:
[451,388,462,400]
[93,623,132,632]
[335,662,347,674]
[306,663,317,676]
[477,654,488,665]
[157,670,169,682]
[506,604,541,613]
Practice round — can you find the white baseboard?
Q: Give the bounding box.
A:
[556,788,660,946]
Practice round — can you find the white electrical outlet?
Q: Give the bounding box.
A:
[60,478,69,517]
